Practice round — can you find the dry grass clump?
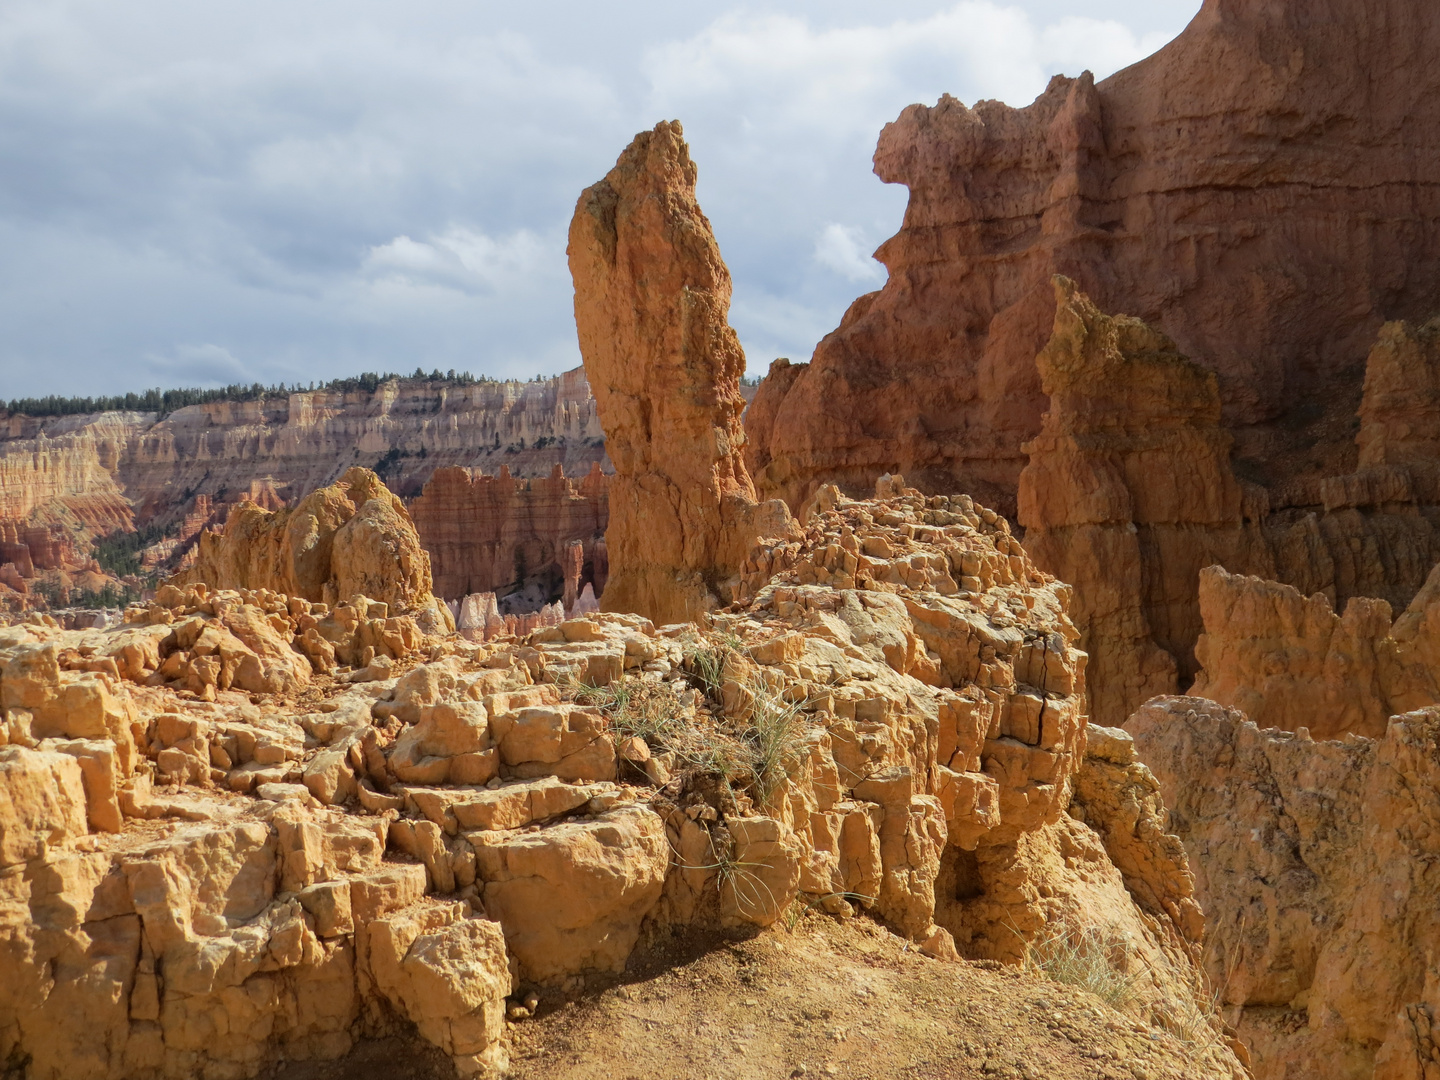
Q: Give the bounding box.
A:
[1022,924,1143,1009]
[566,629,815,812]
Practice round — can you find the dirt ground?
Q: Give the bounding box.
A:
[502,914,1229,1080]
[274,911,1234,1080]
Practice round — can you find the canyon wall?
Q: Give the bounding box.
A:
[0,369,606,553]
[745,0,1440,520]
[1009,280,1440,725]
[409,463,609,604]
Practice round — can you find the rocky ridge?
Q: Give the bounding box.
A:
[0,466,1242,1078]
[1012,278,1440,726]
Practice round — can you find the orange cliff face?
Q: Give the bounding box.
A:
[745,0,1440,519]
[408,462,609,604]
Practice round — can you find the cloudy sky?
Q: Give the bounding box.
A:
[0,0,1202,399]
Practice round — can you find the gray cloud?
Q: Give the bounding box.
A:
[0,0,1201,399]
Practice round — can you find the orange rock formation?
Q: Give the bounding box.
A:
[1131,696,1440,1079]
[568,121,794,623]
[746,0,1440,517]
[409,463,608,604]
[1188,564,1440,739]
[1009,281,1440,727]
[1018,278,1267,725]
[178,467,440,618]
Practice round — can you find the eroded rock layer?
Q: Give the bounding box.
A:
[0,369,608,603]
[1189,564,1440,739]
[746,0,1440,516]
[1131,696,1440,1080]
[1016,282,1440,725]
[1018,278,1267,725]
[409,463,608,606]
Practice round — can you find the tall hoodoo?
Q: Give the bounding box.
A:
[568,121,789,623]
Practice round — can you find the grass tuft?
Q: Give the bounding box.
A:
[1022,924,1143,1010]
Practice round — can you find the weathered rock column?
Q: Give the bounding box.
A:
[568,120,792,623]
[1018,277,1267,726]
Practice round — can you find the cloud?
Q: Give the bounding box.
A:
[363,227,555,296]
[814,224,884,284]
[0,0,1202,398]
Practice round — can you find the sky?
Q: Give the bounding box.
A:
[0,0,1203,400]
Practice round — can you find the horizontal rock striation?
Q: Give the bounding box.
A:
[0,370,609,591]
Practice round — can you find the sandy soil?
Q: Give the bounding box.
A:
[269,913,1230,1080]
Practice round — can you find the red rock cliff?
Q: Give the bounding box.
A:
[746,0,1440,517]
[409,462,609,603]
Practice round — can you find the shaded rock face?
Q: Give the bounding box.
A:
[1010,281,1440,727]
[568,121,795,624]
[178,468,437,615]
[1357,318,1440,469]
[1018,277,1267,726]
[745,0,1440,518]
[1190,564,1440,739]
[409,463,608,605]
[1130,696,1440,1080]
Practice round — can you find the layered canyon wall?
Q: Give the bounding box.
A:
[0,370,608,605]
[746,0,1440,517]
[409,463,609,606]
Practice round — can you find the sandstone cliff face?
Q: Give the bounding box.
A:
[746,0,1440,517]
[568,121,793,623]
[178,467,439,618]
[410,463,608,605]
[1130,696,1440,1080]
[1018,278,1269,726]
[1188,565,1440,739]
[1357,318,1440,469]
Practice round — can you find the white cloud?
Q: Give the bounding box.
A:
[0,0,1202,397]
[363,227,553,295]
[814,223,884,284]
